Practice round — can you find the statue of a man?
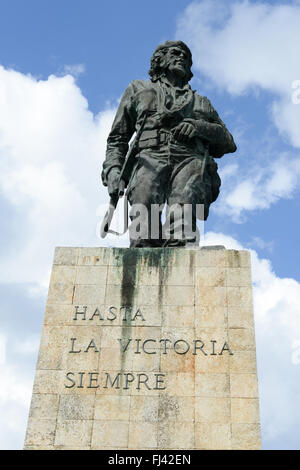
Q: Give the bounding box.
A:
[101,40,236,247]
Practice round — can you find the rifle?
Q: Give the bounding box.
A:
[100,113,148,238]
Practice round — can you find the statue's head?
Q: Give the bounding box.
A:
[149,40,193,84]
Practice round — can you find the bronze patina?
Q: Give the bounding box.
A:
[101,40,236,247]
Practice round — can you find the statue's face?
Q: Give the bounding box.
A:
[165,46,190,79]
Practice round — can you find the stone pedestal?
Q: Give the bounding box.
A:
[24,247,261,450]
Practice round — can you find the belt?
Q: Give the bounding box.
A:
[139,129,172,149]
[139,129,206,152]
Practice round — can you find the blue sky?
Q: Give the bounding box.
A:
[1,0,300,450]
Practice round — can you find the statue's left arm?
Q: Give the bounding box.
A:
[185,95,237,158]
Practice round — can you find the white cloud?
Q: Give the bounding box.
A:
[291,340,300,365]
[0,66,126,287]
[177,0,300,95]
[176,0,300,148]
[272,93,300,148]
[250,236,274,253]
[0,401,30,450]
[0,334,6,365]
[0,332,36,449]
[203,231,300,447]
[63,64,86,77]
[214,154,300,221]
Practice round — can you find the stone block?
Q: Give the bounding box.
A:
[161,326,195,345]
[195,354,230,374]
[58,395,95,420]
[129,422,158,449]
[130,396,159,422]
[50,265,76,285]
[228,306,254,329]
[194,326,229,346]
[132,350,161,372]
[158,396,195,423]
[195,373,230,398]
[231,423,261,450]
[92,421,129,449]
[53,247,78,266]
[44,304,72,326]
[33,370,64,395]
[195,423,231,449]
[227,250,251,268]
[228,328,256,351]
[227,267,252,287]
[76,265,108,285]
[158,420,194,449]
[196,249,227,268]
[47,283,74,305]
[162,305,194,328]
[230,351,258,374]
[99,347,133,371]
[160,285,195,306]
[159,372,194,397]
[37,326,68,370]
[77,247,111,266]
[195,397,231,424]
[25,418,56,447]
[54,420,93,447]
[195,286,227,308]
[230,374,259,398]
[227,286,253,308]
[231,398,260,423]
[195,267,226,287]
[161,351,194,373]
[25,247,261,450]
[160,265,194,286]
[73,285,106,305]
[195,306,227,328]
[29,394,59,420]
[94,395,130,421]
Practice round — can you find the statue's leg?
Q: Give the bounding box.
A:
[127,152,169,247]
[164,156,208,247]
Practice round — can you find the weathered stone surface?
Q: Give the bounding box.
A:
[58,395,95,420]
[24,247,261,450]
[231,423,261,450]
[195,423,231,450]
[231,398,260,423]
[92,420,129,449]
[29,394,59,420]
[54,420,93,447]
[195,397,231,424]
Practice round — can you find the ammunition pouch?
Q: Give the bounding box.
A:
[139,129,170,149]
[138,129,206,154]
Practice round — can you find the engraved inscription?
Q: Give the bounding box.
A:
[64,371,166,390]
[73,305,145,322]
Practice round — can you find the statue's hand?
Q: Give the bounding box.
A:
[172,121,196,142]
[107,167,121,198]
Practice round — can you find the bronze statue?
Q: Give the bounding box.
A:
[101,40,236,247]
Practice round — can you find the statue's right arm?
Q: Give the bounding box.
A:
[101,83,137,187]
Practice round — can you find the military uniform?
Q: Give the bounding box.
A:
[102,78,236,247]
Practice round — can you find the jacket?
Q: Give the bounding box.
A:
[102,79,236,186]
